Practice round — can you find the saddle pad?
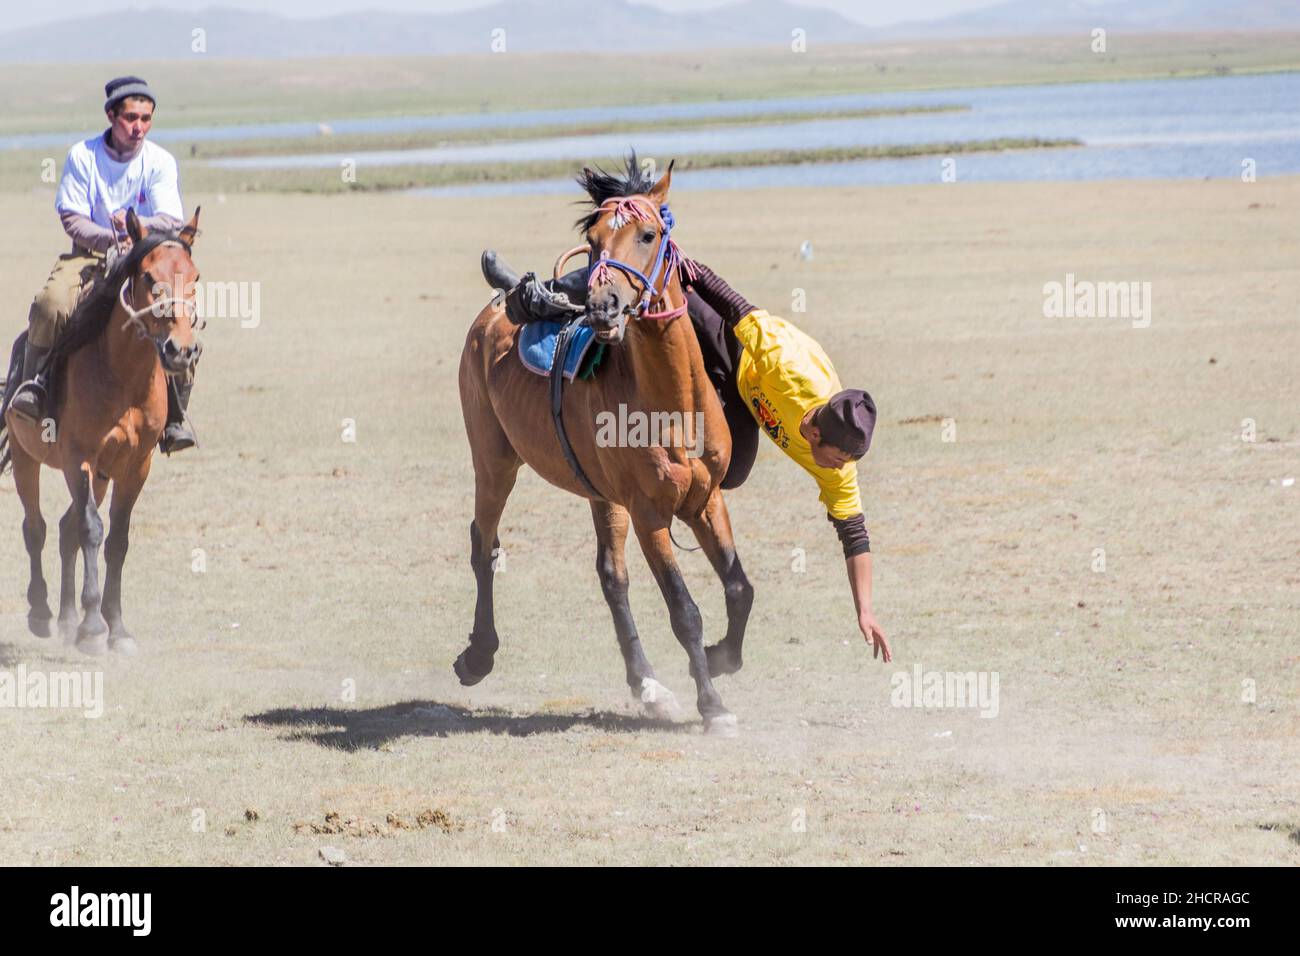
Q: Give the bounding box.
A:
[518,320,606,382]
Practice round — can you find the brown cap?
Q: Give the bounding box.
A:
[816,389,875,458]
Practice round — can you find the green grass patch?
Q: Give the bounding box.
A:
[184,104,968,160]
[176,137,1081,194]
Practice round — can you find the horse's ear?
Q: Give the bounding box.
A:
[126,208,145,244]
[649,159,674,203]
[179,206,201,247]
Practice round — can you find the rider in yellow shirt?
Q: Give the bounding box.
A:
[480,253,891,663]
[733,307,864,518]
[687,263,889,662]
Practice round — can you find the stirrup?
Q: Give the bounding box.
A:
[159,423,196,455]
[519,273,584,321]
[6,378,47,422]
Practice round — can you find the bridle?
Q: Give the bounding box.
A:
[116,239,203,373]
[553,195,698,326]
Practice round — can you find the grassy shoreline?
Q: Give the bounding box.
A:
[0,135,1081,196]
[183,138,1082,194]
[185,104,969,159]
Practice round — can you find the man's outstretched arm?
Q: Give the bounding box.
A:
[831,513,891,662]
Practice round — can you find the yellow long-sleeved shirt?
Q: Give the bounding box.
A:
[733,309,863,521]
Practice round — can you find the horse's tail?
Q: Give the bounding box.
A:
[0,404,11,477]
[0,331,26,476]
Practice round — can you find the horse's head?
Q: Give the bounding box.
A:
[122,207,203,376]
[577,158,680,343]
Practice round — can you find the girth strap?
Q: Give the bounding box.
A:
[550,317,604,500]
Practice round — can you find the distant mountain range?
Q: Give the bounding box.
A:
[0,0,870,61]
[0,0,1296,62]
[877,0,1300,39]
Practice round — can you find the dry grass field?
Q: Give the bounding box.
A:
[1,172,1297,865]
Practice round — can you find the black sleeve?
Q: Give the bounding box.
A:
[685,261,755,329]
[828,512,871,559]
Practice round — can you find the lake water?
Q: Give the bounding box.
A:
[8,72,1298,191]
[405,72,1300,193]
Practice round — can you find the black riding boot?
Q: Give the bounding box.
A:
[7,341,51,424]
[481,249,520,291]
[160,376,196,454]
[481,249,588,321]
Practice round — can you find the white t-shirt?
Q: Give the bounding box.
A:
[55,134,183,234]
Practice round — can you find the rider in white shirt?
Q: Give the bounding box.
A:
[10,75,197,453]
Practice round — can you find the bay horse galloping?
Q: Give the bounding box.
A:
[458,159,753,735]
[1,208,202,655]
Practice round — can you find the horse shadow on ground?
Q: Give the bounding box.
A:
[246,700,690,751]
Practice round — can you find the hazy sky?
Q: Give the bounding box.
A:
[3,0,1007,32]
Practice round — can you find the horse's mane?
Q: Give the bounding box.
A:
[574,151,658,233]
[52,229,190,363]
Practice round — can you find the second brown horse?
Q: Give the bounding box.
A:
[2,208,202,655]
[457,161,752,734]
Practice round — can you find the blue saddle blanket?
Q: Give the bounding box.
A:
[518,320,605,381]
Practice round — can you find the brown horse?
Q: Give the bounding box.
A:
[1,208,202,655]
[457,160,753,734]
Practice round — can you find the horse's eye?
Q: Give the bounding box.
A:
[640,231,655,244]
[142,271,154,287]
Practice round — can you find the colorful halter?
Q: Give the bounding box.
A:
[585,196,698,321]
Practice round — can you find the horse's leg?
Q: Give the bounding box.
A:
[63,461,109,655]
[683,490,753,678]
[57,503,79,644]
[590,500,680,719]
[101,464,147,655]
[629,508,735,735]
[454,409,521,686]
[11,447,52,637]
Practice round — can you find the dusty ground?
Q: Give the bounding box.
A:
[0,174,1296,865]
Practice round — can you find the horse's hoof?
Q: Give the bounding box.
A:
[453,648,492,687]
[704,712,739,738]
[27,609,53,638]
[705,642,742,678]
[75,629,109,657]
[59,617,79,647]
[637,678,683,721]
[109,634,138,656]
